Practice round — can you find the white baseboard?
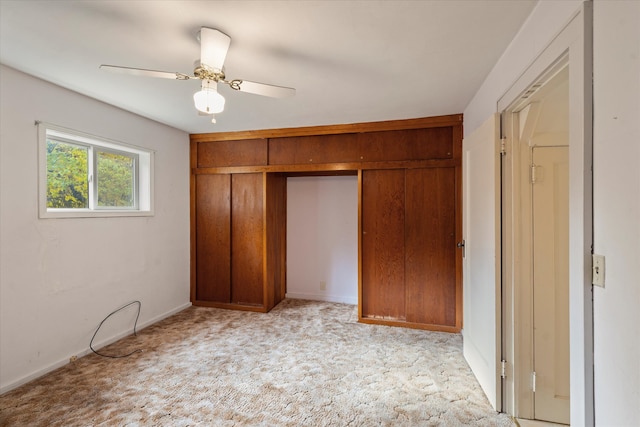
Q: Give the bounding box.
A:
[285,292,357,305]
[0,302,192,395]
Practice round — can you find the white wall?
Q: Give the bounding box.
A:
[464,0,583,137]
[592,1,640,425]
[0,66,191,393]
[286,176,358,305]
[464,1,640,425]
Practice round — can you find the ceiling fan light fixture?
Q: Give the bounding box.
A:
[101,27,295,122]
[193,79,225,114]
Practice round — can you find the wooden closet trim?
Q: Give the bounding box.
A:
[192,159,460,175]
[190,114,462,142]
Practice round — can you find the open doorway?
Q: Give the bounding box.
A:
[286,175,358,304]
[502,62,570,424]
[496,6,593,425]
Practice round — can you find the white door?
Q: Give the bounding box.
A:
[532,146,570,423]
[462,113,501,410]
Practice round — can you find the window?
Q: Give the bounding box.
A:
[38,123,153,218]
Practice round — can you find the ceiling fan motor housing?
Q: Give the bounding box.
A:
[194,64,225,82]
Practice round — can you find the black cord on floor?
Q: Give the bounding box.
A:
[90,300,143,358]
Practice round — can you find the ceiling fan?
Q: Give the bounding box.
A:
[100,27,295,122]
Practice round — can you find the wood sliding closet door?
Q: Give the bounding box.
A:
[195,174,231,302]
[361,169,406,320]
[231,173,264,306]
[405,167,457,327]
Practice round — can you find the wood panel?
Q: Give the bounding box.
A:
[265,173,287,309]
[197,139,267,167]
[190,141,197,302]
[361,169,406,320]
[453,124,463,330]
[195,174,231,302]
[269,128,453,166]
[405,167,457,327]
[268,133,359,165]
[358,127,453,162]
[231,173,264,306]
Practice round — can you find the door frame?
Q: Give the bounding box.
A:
[501,57,570,420]
[498,3,593,425]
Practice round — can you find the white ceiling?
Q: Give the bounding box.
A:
[0,0,537,134]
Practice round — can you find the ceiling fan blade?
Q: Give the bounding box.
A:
[200,27,231,71]
[230,79,296,98]
[100,64,193,80]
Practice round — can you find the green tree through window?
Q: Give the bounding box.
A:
[97,151,135,208]
[46,140,88,208]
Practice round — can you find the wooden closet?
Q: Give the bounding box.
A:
[190,114,463,332]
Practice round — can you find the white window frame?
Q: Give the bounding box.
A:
[92,146,139,211]
[38,122,154,218]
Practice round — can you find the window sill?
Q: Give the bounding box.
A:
[39,209,154,219]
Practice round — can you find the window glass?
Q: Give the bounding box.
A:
[96,150,137,208]
[46,140,89,209]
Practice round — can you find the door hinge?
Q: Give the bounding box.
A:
[530,164,538,184]
[457,240,466,258]
[532,371,537,392]
[501,360,507,379]
[500,137,507,156]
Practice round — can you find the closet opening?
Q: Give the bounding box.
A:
[285,172,358,305]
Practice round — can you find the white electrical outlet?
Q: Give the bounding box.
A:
[320,281,326,291]
[592,254,605,287]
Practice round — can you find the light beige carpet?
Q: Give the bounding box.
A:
[0,299,514,426]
